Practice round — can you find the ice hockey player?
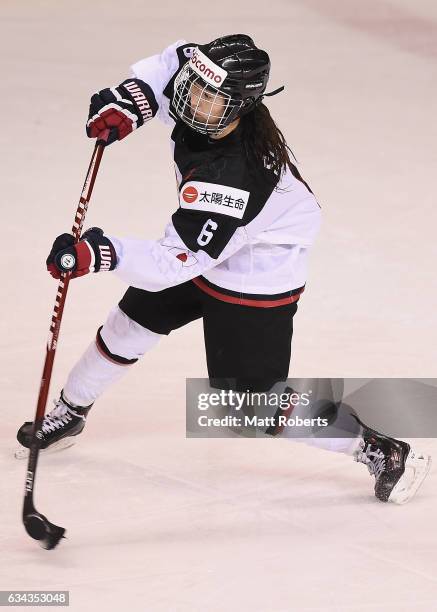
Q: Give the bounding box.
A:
[17,35,430,504]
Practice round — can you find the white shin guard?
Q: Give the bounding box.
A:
[287,435,363,456]
[63,306,163,407]
[267,381,363,456]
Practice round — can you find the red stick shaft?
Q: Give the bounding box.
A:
[35,140,106,422]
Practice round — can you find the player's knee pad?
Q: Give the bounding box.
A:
[96,306,163,364]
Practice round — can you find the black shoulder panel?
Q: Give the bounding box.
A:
[170,121,280,259]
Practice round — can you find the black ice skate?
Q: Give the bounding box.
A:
[15,391,92,459]
[354,426,431,504]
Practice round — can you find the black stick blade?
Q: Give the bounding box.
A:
[23,512,66,550]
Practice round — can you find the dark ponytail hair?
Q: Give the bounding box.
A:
[240,103,297,180]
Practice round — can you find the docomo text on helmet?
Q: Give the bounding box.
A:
[190,48,228,87]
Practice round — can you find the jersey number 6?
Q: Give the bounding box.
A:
[197,219,218,246]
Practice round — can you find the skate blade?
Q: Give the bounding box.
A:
[14,438,77,460]
[388,449,432,504]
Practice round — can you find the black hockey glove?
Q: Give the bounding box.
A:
[86,79,158,145]
[46,228,117,279]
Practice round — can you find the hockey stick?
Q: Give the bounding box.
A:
[22,131,109,550]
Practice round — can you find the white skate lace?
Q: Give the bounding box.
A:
[354,440,386,479]
[41,398,84,435]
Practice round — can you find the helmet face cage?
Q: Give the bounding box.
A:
[173,62,244,135]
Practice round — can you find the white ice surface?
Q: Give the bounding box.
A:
[1,0,437,610]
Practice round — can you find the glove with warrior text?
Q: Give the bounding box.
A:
[46,228,117,279]
[86,79,158,145]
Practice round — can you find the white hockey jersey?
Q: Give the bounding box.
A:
[108,40,321,307]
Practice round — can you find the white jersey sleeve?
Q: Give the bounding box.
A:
[106,222,248,292]
[129,40,187,126]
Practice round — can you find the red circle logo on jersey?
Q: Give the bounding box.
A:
[182,186,198,204]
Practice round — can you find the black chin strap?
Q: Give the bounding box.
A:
[240,86,285,116]
[263,85,285,98]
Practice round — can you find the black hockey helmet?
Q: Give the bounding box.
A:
[173,34,283,135]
